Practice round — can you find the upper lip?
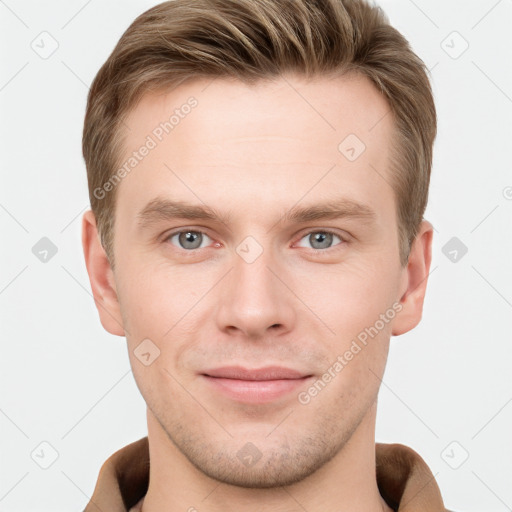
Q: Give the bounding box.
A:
[202,366,310,381]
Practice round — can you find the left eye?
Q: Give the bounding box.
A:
[296,230,344,250]
[167,230,213,250]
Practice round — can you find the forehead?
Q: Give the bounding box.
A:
[116,72,395,229]
[122,71,392,149]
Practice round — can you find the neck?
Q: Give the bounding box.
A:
[140,401,393,512]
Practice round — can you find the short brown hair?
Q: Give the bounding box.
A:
[82,0,436,269]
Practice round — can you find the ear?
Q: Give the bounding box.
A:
[391,220,433,336]
[81,209,125,336]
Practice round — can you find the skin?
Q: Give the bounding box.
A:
[82,72,432,512]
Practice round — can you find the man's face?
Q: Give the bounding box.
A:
[109,73,408,486]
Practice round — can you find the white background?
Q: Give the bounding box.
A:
[1,0,511,511]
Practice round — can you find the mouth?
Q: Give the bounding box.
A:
[200,366,313,404]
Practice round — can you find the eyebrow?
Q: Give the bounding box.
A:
[135,196,377,231]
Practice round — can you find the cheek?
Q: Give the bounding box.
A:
[117,262,210,385]
[116,258,198,334]
[304,259,399,338]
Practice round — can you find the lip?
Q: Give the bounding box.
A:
[202,366,308,380]
[200,366,313,404]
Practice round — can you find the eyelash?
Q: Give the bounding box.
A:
[163,228,348,254]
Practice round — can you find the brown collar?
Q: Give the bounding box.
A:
[83,437,449,512]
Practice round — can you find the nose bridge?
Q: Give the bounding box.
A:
[215,236,295,338]
[234,244,275,305]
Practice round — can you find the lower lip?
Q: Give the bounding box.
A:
[201,375,312,404]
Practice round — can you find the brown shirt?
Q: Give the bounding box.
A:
[83,437,451,512]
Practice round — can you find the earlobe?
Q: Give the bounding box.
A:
[391,220,433,336]
[81,210,125,336]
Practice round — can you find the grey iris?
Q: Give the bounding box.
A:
[179,231,203,249]
[309,232,333,249]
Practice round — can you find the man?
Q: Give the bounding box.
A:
[81,0,449,510]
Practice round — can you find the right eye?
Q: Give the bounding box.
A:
[165,230,214,251]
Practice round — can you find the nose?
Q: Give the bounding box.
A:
[215,243,296,340]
